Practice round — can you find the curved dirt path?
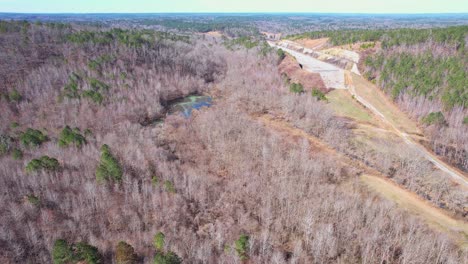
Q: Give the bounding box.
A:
[345,72,468,187]
[361,174,468,247]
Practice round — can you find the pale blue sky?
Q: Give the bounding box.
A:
[0,0,467,14]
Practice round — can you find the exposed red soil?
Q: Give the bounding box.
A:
[295,37,329,50]
[278,55,329,93]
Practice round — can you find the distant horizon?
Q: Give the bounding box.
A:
[1,12,468,15]
[1,0,467,14]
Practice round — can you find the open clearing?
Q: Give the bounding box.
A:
[327,89,376,124]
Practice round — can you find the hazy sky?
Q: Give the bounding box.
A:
[0,0,467,13]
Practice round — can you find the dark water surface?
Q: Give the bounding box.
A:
[168,95,212,117]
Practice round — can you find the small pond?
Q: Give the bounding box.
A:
[167,95,212,117]
[141,95,212,126]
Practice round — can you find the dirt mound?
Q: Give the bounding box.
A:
[278,55,328,93]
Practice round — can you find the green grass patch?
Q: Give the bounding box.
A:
[327,90,373,123]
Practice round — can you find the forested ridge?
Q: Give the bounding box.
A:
[288,26,467,49]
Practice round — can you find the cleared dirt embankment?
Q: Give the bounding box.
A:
[295,37,329,50]
[269,41,345,89]
[278,55,327,93]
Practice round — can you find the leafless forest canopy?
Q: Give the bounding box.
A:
[0,16,467,264]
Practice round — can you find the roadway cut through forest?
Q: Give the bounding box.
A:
[269,40,468,188]
[269,41,346,89]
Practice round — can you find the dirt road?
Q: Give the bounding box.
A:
[345,72,468,187]
[269,41,345,89]
[361,174,468,246]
